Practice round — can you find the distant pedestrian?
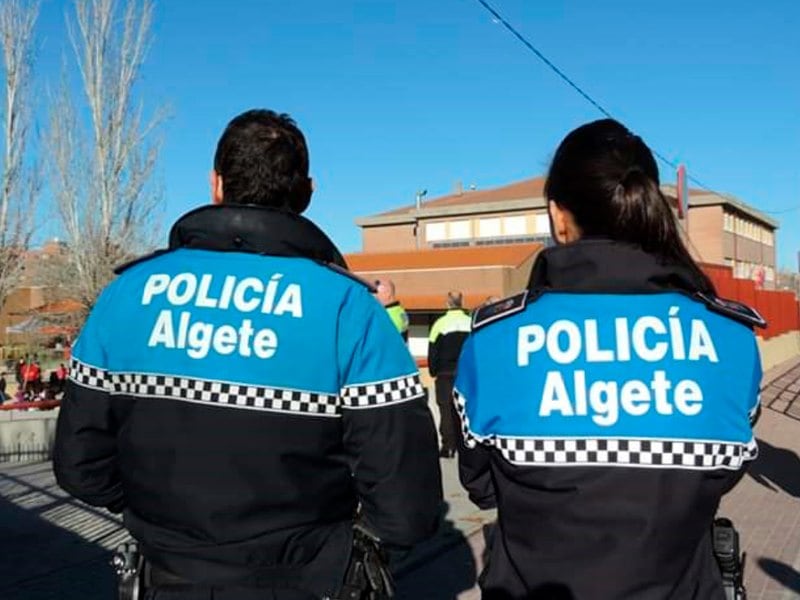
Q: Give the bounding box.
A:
[15,358,24,387]
[375,279,410,341]
[21,361,41,396]
[428,291,471,457]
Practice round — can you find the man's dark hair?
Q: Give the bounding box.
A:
[545,118,714,294]
[213,109,311,211]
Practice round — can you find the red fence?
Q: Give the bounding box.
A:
[703,265,800,340]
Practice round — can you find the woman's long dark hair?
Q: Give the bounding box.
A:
[544,118,714,293]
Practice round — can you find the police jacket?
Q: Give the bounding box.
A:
[53,204,443,598]
[456,240,762,600]
[427,309,471,377]
[385,301,409,341]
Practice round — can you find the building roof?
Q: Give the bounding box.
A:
[357,176,779,230]
[345,243,541,272]
[662,185,779,229]
[356,178,549,226]
[382,178,547,216]
[10,298,84,316]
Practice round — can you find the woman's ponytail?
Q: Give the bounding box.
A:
[545,119,715,294]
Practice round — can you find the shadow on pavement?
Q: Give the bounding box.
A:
[393,502,478,599]
[758,558,800,594]
[0,472,116,599]
[747,439,800,498]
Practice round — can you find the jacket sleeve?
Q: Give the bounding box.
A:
[53,284,125,512]
[427,321,441,378]
[338,288,443,549]
[454,336,497,509]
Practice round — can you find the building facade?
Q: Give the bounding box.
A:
[349,177,780,357]
[356,177,778,286]
[345,244,539,357]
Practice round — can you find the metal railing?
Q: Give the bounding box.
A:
[0,442,52,463]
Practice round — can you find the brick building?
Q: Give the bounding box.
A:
[348,177,779,357]
[0,239,75,347]
[356,177,777,282]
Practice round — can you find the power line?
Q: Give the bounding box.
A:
[471,0,797,218]
[473,0,614,120]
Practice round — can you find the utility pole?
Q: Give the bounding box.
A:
[415,189,427,250]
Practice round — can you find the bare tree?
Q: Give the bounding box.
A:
[0,0,40,311]
[47,0,164,310]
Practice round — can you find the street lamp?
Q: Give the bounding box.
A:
[414,189,427,250]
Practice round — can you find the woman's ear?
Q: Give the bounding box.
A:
[548,200,582,244]
[548,200,568,244]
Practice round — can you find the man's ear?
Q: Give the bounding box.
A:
[210,170,224,204]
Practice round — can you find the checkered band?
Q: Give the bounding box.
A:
[492,437,759,471]
[340,374,425,409]
[108,372,341,417]
[70,358,111,391]
[452,388,478,449]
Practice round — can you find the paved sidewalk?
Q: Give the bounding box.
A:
[716,357,800,600]
[1,359,799,598]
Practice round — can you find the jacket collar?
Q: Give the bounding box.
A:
[168,204,347,267]
[527,239,707,294]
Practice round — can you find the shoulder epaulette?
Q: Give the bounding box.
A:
[696,292,767,329]
[320,261,376,292]
[472,290,530,330]
[114,249,172,275]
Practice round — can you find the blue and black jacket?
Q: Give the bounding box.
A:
[456,240,762,600]
[53,204,443,597]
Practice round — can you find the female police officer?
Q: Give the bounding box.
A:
[455,119,762,599]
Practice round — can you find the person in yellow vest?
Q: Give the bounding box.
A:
[375,279,409,341]
[428,291,472,457]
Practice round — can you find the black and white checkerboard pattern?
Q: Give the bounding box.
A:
[71,358,340,417]
[70,358,111,391]
[453,386,758,470]
[493,436,758,470]
[453,387,479,449]
[340,374,425,409]
[110,372,341,416]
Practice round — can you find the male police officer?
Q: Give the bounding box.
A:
[54,109,443,600]
[427,291,471,458]
[375,279,409,342]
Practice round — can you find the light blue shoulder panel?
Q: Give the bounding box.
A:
[70,248,424,416]
[454,292,761,469]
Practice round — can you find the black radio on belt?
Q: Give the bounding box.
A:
[712,518,747,600]
[111,541,144,600]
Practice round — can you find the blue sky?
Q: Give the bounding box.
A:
[35,0,799,267]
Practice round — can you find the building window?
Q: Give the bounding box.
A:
[477,218,502,238]
[449,220,471,240]
[503,216,527,236]
[765,266,775,282]
[534,214,550,234]
[431,240,470,249]
[425,222,446,242]
[723,213,733,232]
[475,234,552,247]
